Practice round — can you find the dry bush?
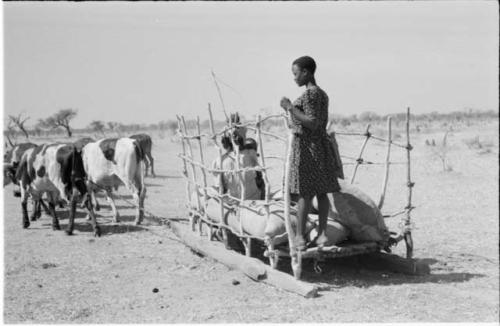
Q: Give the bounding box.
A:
[431,131,454,171]
[463,135,495,154]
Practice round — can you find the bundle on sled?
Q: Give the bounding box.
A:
[191,176,389,251]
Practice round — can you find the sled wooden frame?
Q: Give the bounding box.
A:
[177,105,415,281]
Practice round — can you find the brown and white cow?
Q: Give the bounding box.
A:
[129,133,155,177]
[15,143,99,236]
[82,137,146,225]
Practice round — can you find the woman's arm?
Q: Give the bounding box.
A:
[280,95,320,131]
[288,106,319,131]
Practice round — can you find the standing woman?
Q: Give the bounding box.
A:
[280,56,341,251]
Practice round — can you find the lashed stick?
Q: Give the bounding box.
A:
[404,107,414,258]
[350,124,371,184]
[176,115,192,211]
[196,116,209,235]
[180,116,201,230]
[208,104,228,237]
[378,117,392,209]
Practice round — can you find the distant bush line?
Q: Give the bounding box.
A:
[4,108,497,140]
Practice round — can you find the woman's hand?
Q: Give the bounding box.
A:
[280,97,292,112]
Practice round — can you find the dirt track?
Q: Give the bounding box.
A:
[3,122,499,323]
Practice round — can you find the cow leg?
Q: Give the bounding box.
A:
[143,158,150,177]
[65,189,78,236]
[40,199,51,216]
[106,190,120,223]
[147,153,155,177]
[20,184,30,229]
[92,190,101,211]
[84,194,101,237]
[49,201,60,231]
[132,185,146,226]
[30,200,41,221]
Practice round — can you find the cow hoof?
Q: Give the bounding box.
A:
[94,228,101,237]
[134,221,141,226]
[53,224,61,231]
[23,222,30,229]
[30,217,37,222]
[65,230,73,236]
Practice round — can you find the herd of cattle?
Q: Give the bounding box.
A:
[3,134,155,237]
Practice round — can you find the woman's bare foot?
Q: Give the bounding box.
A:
[294,235,306,252]
[316,232,328,250]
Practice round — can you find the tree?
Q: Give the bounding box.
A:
[8,113,30,139]
[4,120,17,147]
[41,109,78,137]
[89,120,105,135]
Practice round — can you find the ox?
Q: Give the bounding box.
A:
[82,137,146,225]
[129,133,155,177]
[15,143,99,235]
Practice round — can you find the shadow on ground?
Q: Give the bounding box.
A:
[289,255,485,289]
[146,174,182,180]
[32,210,146,235]
[222,239,485,290]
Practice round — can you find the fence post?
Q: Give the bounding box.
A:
[404,107,414,258]
[208,104,227,241]
[180,116,201,231]
[196,116,209,236]
[177,115,192,217]
[378,117,392,209]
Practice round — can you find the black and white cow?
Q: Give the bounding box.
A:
[129,133,155,177]
[4,142,37,188]
[4,142,52,220]
[82,137,146,225]
[15,143,100,236]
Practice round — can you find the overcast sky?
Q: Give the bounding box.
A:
[2,1,498,128]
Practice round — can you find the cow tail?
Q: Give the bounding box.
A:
[133,140,145,190]
[133,140,145,164]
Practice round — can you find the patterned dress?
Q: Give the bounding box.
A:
[288,86,341,196]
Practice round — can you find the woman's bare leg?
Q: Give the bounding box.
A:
[296,194,311,250]
[316,193,329,248]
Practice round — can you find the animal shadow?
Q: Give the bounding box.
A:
[144,183,163,188]
[37,210,145,235]
[71,220,145,235]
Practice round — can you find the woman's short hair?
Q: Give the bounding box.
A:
[293,56,316,74]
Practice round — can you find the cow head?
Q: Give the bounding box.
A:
[3,162,17,187]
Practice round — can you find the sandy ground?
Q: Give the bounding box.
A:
[3,120,499,323]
